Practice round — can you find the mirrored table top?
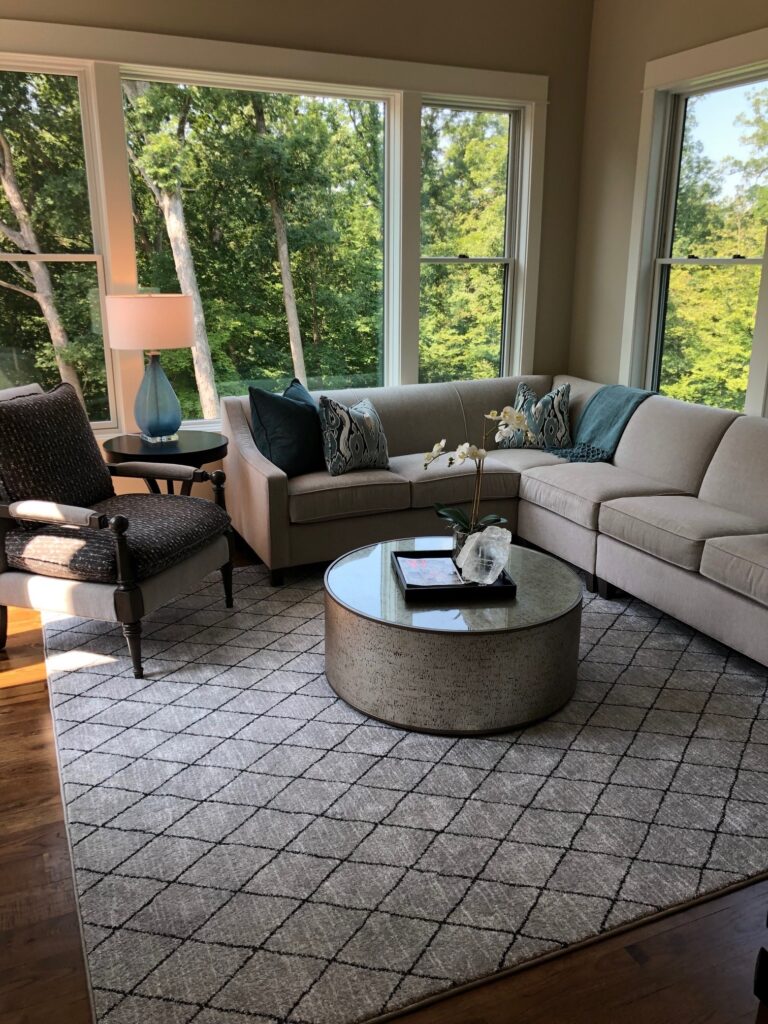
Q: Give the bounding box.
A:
[325,536,582,634]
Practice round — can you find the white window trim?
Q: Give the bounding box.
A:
[0,18,548,429]
[620,26,768,415]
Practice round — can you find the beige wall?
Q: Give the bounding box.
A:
[0,0,594,375]
[570,0,768,383]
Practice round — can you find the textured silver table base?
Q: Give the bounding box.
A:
[325,593,581,735]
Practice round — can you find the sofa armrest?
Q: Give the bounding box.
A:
[220,396,290,569]
[4,499,109,529]
[108,462,209,483]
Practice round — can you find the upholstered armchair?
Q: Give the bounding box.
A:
[0,383,233,678]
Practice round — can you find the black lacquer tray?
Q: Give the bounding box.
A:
[391,549,517,603]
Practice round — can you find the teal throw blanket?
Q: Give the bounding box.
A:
[555,384,651,463]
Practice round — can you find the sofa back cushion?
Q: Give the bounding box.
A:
[698,416,768,517]
[450,376,552,438]
[318,382,467,457]
[612,394,738,494]
[552,375,604,430]
[0,383,114,507]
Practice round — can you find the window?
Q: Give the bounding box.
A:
[419,106,517,382]
[122,78,385,418]
[652,80,768,411]
[0,25,546,429]
[0,70,114,422]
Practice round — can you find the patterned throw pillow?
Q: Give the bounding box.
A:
[0,383,115,507]
[497,382,572,450]
[318,396,389,476]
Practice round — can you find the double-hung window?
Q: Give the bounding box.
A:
[651,79,768,411]
[0,68,115,423]
[419,104,519,383]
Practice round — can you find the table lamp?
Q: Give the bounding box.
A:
[105,294,194,443]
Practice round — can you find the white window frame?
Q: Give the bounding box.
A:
[0,58,119,428]
[0,19,548,434]
[620,26,768,415]
[419,101,523,380]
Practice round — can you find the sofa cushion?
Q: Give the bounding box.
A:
[520,463,683,530]
[599,495,767,571]
[317,382,465,459]
[389,452,521,507]
[0,383,114,508]
[700,534,768,608]
[288,468,409,524]
[451,375,553,437]
[4,493,230,583]
[612,394,738,494]
[698,417,768,519]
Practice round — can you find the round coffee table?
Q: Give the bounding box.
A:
[324,536,582,735]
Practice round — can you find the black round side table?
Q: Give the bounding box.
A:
[103,431,229,494]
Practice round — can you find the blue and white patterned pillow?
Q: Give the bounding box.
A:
[498,382,572,450]
[318,396,390,476]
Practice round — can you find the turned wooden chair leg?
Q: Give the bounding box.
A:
[221,561,234,608]
[0,606,7,650]
[122,621,143,678]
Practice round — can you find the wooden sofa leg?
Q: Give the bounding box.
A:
[122,621,143,678]
[270,569,285,588]
[584,572,597,593]
[221,562,234,608]
[0,606,7,650]
[597,577,617,600]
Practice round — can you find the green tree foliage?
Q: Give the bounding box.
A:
[660,93,768,411]
[4,72,768,421]
[125,83,385,417]
[0,72,109,418]
[419,107,510,383]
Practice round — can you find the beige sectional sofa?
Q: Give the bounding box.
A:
[221,374,768,667]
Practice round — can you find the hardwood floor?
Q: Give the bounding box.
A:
[0,605,765,1024]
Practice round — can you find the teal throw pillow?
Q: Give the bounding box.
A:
[248,379,325,477]
[318,396,389,476]
[498,382,572,450]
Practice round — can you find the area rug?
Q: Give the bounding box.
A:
[44,563,768,1024]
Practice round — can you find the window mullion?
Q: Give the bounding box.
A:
[387,90,421,386]
[84,61,144,432]
[744,227,768,416]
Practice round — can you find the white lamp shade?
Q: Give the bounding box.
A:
[105,294,195,351]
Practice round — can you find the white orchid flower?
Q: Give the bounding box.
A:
[423,438,446,469]
[456,442,486,463]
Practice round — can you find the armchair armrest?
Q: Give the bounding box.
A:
[108,462,210,483]
[4,499,109,529]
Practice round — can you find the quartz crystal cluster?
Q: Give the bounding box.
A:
[455,525,512,584]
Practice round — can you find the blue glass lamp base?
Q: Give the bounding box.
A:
[134,353,183,443]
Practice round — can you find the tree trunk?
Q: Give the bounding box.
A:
[0,131,85,404]
[28,261,86,402]
[252,97,307,385]
[123,79,219,420]
[159,191,219,419]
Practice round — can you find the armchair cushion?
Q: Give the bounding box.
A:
[0,383,114,508]
[5,493,230,583]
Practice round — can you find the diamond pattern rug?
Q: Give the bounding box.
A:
[43,563,768,1024]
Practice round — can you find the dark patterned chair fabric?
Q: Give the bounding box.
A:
[0,383,114,507]
[5,493,231,583]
